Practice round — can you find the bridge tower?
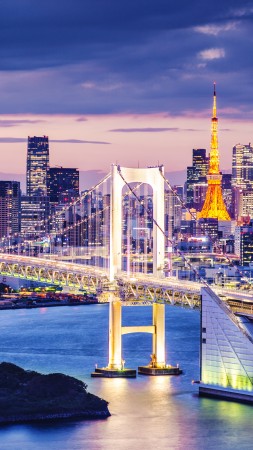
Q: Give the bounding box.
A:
[92,165,182,377]
[109,164,165,281]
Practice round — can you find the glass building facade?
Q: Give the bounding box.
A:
[0,181,21,238]
[186,149,208,208]
[200,286,253,401]
[232,143,253,189]
[26,136,49,196]
[21,195,50,238]
[48,167,79,203]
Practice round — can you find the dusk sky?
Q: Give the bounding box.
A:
[1,0,253,185]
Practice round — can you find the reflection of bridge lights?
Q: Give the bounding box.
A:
[150,374,173,391]
[98,377,129,396]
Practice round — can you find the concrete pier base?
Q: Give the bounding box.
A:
[96,291,179,379]
[138,365,182,376]
[91,367,136,378]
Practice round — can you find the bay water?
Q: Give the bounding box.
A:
[0,304,252,449]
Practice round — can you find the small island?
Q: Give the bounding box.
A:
[0,362,110,424]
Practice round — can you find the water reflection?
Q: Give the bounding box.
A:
[0,306,253,449]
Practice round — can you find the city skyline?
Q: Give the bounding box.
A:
[0,1,253,177]
[1,2,253,443]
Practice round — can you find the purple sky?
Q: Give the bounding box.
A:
[0,1,253,181]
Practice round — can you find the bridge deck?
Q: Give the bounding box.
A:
[0,254,252,309]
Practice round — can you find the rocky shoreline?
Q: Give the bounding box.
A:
[0,362,110,424]
[0,410,110,424]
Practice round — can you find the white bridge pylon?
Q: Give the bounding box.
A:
[110,164,165,281]
[105,165,168,375]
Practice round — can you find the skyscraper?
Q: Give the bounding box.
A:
[199,84,230,221]
[233,187,253,220]
[232,143,253,189]
[193,183,208,211]
[186,148,208,208]
[165,189,182,240]
[222,173,232,216]
[235,220,253,266]
[186,166,196,207]
[21,195,49,238]
[0,181,21,238]
[48,167,79,203]
[26,136,49,196]
[193,148,209,179]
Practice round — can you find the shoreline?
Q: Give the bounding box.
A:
[0,298,101,311]
[0,362,111,424]
[0,410,110,425]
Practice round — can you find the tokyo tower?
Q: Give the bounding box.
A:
[199,83,230,220]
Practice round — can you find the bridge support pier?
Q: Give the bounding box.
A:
[91,295,182,378]
[91,293,136,378]
[108,298,122,370]
[138,303,182,375]
[152,303,166,368]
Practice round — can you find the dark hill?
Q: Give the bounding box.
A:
[0,362,110,423]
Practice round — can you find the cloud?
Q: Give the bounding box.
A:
[0,1,252,119]
[0,137,27,143]
[110,127,178,133]
[194,21,238,36]
[109,127,201,133]
[0,119,46,127]
[198,48,226,60]
[0,137,110,144]
[51,139,110,144]
[231,6,253,17]
[81,81,124,92]
[75,117,88,122]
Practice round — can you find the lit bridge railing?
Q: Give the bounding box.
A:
[115,272,202,307]
[0,254,202,306]
[0,254,110,293]
[0,254,252,309]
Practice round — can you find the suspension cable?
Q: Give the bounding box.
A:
[0,172,112,243]
[117,166,207,285]
[0,179,145,254]
[160,170,251,285]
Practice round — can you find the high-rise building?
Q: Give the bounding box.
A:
[235,220,253,266]
[222,173,232,216]
[48,167,79,203]
[197,218,219,240]
[193,148,209,179]
[26,136,49,196]
[186,149,208,208]
[186,166,196,207]
[199,84,230,221]
[233,187,253,220]
[193,183,208,211]
[165,189,182,240]
[0,181,21,238]
[21,195,49,238]
[232,143,253,189]
[174,185,184,200]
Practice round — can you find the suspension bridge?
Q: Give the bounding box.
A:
[0,164,252,377]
